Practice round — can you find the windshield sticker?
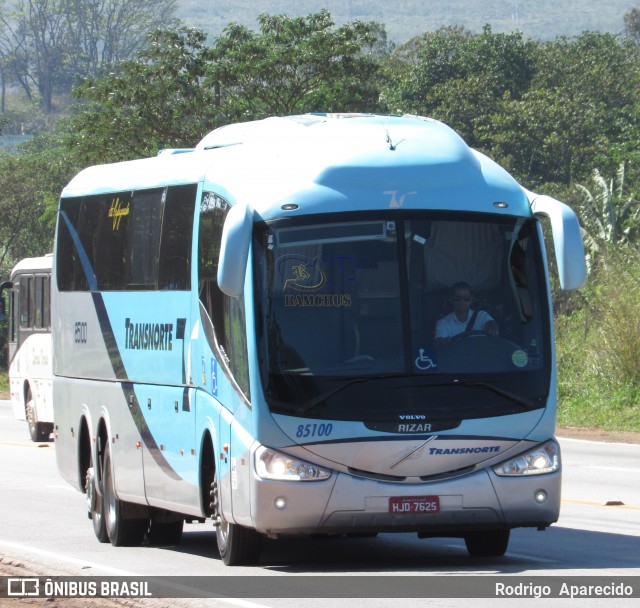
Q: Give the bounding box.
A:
[414,347,438,371]
[282,257,327,292]
[278,254,358,307]
[512,349,529,368]
[211,358,218,395]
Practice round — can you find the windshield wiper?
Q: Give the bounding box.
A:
[295,377,373,415]
[289,376,539,415]
[452,380,540,410]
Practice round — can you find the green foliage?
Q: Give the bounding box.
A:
[556,249,640,431]
[63,11,388,164]
[385,28,640,189]
[0,134,71,276]
[484,32,640,186]
[210,10,384,119]
[574,164,640,270]
[66,27,220,163]
[3,8,640,432]
[383,26,537,147]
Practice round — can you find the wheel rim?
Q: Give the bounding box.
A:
[212,481,229,551]
[104,458,117,532]
[86,467,96,514]
[26,399,36,434]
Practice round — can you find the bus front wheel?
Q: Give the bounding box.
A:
[211,480,263,566]
[103,443,147,546]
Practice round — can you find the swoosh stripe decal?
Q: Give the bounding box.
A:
[61,206,183,481]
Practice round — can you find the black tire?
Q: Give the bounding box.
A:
[26,390,51,442]
[212,480,263,566]
[464,529,510,557]
[86,463,109,543]
[147,517,184,546]
[103,444,147,546]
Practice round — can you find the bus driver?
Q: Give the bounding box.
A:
[434,281,498,347]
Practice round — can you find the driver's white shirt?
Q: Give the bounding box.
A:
[435,309,494,339]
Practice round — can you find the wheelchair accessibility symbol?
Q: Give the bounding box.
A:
[415,348,438,371]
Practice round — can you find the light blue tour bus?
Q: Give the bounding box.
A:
[51,113,586,565]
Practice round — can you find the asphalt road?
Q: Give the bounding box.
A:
[0,399,638,608]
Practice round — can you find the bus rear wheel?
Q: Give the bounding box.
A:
[211,480,263,566]
[464,529,510,557]
[26,390,51,442]
[103,444,147,546]
[86,464,108,543]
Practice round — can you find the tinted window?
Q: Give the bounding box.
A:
[198,192,250,399]
[159,185,197,290]
[57,185,197,291]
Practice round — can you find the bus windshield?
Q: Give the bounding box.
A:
[254,212,551,423]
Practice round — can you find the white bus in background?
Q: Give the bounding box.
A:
[0,254,53,441]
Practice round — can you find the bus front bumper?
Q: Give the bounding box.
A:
[248,467,561,537]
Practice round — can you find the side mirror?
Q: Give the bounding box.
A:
[530,193,587,291]
[217,203,253,297]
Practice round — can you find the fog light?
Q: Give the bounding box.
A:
[535,490,547,503]
[274,497,287,510]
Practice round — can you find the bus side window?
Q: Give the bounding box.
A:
[34,275,47,329]
[19,276,32,328]
[158,184,197,290]
[198,193,250,398]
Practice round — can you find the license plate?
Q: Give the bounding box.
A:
[389,495,440,514]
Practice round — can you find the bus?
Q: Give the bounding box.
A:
[52,114,586,564]
[1,254,54,442]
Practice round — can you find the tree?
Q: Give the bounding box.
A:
[66,0,179,77]
[0,0,178,113]
[65,11,388,164]
[484,32,640,186]
[382,25,537,147]
[66,27,220,163]
[0,138,67,275]
[209,10,385,119]
[624,7,640,47]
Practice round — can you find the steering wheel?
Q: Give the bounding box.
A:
[450,330,491,343]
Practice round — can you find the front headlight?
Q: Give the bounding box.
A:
[493,440,560,476]
[255,446,331,481]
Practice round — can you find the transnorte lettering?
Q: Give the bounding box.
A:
[124,318,173,351]
[429,446,501,455]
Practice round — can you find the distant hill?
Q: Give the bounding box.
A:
[175,0,635,44]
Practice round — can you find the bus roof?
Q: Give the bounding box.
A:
[11,254,53,277]
[61,114,531,219]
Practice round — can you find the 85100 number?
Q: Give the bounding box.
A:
[296,423,333,438]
